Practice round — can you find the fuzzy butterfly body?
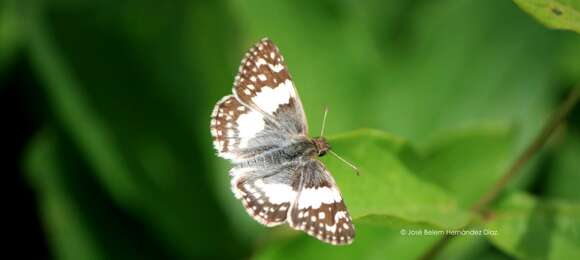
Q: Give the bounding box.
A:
[210,38,354,245]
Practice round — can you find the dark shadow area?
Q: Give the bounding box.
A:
[1,54,49,259]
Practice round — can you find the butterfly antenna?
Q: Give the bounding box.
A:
[320,106,329,137]
[329,150,360,176]
[319,106,359,175]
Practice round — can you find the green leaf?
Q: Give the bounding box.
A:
[252,125,524,259]
[513,0,580,34]
[324,129,470,229]
[253,129,470,259]
[485,192,580,259]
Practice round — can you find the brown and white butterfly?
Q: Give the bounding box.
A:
[210,38,355,245]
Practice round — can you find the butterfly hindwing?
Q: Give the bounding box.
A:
[230,162,301,226]
[211,95,267,161]
[289,160,355,245]
[211,95,300,162]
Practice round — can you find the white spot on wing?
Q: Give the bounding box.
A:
[298,186,342,209]
[251,79,295,114]
[235,110,265,148]
[326,224,337,233]
[255,58,267,67]
[335,211,348,222]
[254,179,296,204]
[269,63,284,72]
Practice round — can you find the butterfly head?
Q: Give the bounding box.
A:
[312,137,331,157]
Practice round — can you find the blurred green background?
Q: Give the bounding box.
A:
[2,0,580,259]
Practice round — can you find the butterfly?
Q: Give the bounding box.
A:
[210,38,357,245]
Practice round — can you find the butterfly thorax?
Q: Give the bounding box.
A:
[311,137,330,157]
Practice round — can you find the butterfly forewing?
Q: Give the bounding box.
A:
[233,38,308,135]
[210,38,355,246]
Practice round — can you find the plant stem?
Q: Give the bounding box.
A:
[472,87,579,213]
[420,86,579,260]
